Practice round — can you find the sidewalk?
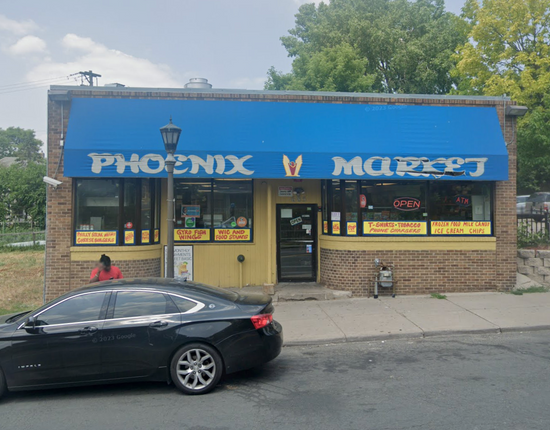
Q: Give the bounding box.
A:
[273,291,550,346]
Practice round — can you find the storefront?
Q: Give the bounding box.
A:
[44,85,517,300]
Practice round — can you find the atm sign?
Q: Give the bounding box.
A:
[393,197,421,211]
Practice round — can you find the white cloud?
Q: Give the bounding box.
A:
[6,35,47,55]
[27,34,181,88]
[0,14,38,35]
[228,77,266,90]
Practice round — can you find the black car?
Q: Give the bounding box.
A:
[0,278,283,397]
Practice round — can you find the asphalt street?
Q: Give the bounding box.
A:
[2,331,550,430]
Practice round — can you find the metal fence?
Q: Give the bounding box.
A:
[518,212,550,247]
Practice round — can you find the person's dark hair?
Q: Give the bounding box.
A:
[100,254,111,268]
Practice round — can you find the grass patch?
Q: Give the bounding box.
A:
[430,293,447,299]
[0,244,45,253]
[511,286,550,295]
[0,250,44,315]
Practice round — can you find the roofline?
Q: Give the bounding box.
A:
[49,85,513,102]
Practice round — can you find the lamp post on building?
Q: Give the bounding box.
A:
[160,117,182,278]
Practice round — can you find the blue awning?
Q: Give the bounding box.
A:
[64,98,508,181]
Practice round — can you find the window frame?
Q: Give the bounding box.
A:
[173,178,254,243]
[322,179,495,237]
[73,178,161,246]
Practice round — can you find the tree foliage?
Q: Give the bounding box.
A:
[266,0,467,94]
[0,127,43,163]
[0,161,46,225]
[455,0,550,193]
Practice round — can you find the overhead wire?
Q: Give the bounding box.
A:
[0,76,80,95]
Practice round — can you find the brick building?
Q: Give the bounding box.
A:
[45,82,519,301]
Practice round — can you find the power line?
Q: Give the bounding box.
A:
[0,77,80,95]
[0,74,79,90]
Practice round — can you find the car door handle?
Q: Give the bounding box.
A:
[79,326,98,334]
[149,321,168,328]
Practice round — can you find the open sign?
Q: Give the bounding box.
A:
[393,197,421,211]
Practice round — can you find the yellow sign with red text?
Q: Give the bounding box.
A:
[363,221,427,235]
[175,229,210,242]
[323,221,328,234]
[430,221,491,235]
[332,222,340,235]
[347,222,357,236]
[214,229,251,241]
[142,230,150,244]
[124,230,135,245]
[76,231,118,245]
[154,229,159,243]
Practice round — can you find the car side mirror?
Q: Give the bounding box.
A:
[24,316,38,332]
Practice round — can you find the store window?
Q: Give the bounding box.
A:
[322,180,493,237]
[74,178,161,246]
[174,179,253,242]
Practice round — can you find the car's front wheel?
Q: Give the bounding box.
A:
[170,343,223,395]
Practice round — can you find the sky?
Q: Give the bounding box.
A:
[0,0,466,146]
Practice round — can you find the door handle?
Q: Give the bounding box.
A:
[149,321,168,328]
[79,326,98,334]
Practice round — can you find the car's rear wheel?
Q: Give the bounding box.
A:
[170,343,223,395]
[0,367,7,399]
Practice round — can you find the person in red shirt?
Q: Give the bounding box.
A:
[90,254,123,282]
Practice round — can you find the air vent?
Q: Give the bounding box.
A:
[184,78,212,89]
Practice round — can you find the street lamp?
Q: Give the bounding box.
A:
[160,117,182,278]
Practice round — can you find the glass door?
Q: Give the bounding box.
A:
[277,204,317,282]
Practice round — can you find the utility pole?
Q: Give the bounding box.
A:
[77,70,101,86]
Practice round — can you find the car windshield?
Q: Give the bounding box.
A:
[528,194,550,203]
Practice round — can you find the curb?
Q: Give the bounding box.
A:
[282,325,550,347]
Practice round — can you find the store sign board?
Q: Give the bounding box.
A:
[214,229,251,241]
[75,230,118,245]
[431,221,491,235]
[175,229,210,242]
[165,245,193,281]
[332,222,340,235]
[154,229,160,243]
[323,221,328,234]
[65,99,508,181]
[363,221,427,236]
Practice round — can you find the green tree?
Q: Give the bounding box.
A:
[266,0,467,94]
[0,127,43,163]
[0,161,46,225]
[455,0,550,192]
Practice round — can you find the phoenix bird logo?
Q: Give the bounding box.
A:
[283,155,303,177]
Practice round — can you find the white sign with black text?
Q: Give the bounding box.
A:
[164,245,193,281]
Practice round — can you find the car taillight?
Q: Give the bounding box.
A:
[545,204,549,212]
[251,313,273,329]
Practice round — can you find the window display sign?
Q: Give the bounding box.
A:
[278,186,293,197]
[175,229,210,242]
[214,229,251,241]
[430,221,491,235]
[332,222,340,234]
[124,230,135,245]
[142,230,150,244]
[182,205,200,217]
[347,222,357,235]
[393,197,421,211]
[455,195,471,207]
[237,217,247,227]
[154,229,160,243]
[165,245,193,281]
[323,221,328,234]
[360,194,367,208]
[363,221,427,236]
[75,230,118,245]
